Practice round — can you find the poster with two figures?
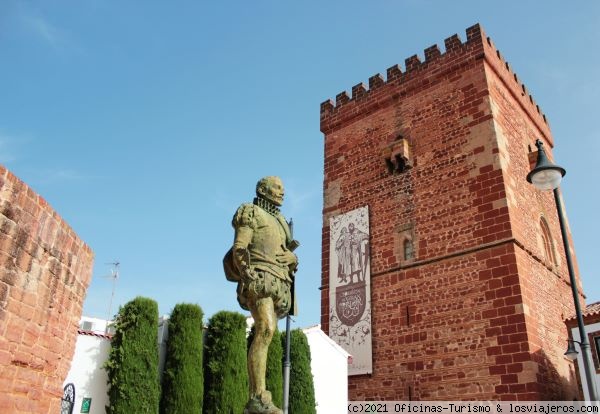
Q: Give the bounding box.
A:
[329,206,372,375]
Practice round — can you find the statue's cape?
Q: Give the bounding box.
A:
[223,247,239,282]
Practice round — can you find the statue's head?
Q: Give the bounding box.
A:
[256,176,284,207]
[349,223,355,233]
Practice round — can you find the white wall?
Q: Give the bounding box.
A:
[65,315,170,413]
[63,333,111,414]
[304,325,350,414]
[570,322,600,401]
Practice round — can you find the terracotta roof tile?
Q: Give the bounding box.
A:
[77,329,113,340]
[565,301,600,321]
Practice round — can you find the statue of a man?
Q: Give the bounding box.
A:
[224,176,298,414]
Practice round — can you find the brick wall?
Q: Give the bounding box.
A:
[0,165,94,413]
[320,24,581,400]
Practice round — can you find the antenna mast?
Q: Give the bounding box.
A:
[104,261,120,333]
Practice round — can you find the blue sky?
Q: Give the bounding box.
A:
[1,1,599,329]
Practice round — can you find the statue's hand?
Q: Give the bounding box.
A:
[276,251,298,268]
[243,267,258,281]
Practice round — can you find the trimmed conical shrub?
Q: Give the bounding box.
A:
[203,311,248,413]
[160,303,204,414]
[105,297,160,414]
[288,329,316,414]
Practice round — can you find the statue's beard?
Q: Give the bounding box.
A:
[254,196,280,216]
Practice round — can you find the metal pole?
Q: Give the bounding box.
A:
[283,314,291,414]
[283,218,294,414]
[554,188,598,401]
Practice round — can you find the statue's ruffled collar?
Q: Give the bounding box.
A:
[253,197,280,217]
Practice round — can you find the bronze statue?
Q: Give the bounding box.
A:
[224,176,299,414]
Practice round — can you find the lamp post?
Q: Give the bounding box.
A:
[527,139,598,401]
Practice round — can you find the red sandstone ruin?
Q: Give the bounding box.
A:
[0,165,94,413]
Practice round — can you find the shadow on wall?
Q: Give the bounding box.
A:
[83,338,111,395]
[530,348,580,400]
[64,335,111,412]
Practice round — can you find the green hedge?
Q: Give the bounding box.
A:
[105,297,160,414]
[160,303,204,414]
[247,326,284,408]
[288,329,316,414]
[203,311,248,413]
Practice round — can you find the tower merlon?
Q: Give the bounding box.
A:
[466,23,484,42]
[336,91,350,106]
[320,99,334,114]
[369,74,385,90]
[424,45,441,62]
[386,64,403,82]
[352,83,368,100]
[443,34,463,53]
[404,55,422,72]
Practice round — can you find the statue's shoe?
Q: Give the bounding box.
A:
[243,391,283,414]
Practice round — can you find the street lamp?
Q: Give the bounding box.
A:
[564,339,581,361]
[527,139,598,401]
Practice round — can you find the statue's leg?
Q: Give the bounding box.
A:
[248,344,256,399]
[248,296,276,398]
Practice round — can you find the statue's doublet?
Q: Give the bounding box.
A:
[233,203,292,282]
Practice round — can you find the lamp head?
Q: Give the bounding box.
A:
[564,339,579,361]
[526,139,566,191]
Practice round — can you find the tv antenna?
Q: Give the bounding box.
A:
[102,261,120,333]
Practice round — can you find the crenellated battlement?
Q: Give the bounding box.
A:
[320,24,550,140]
[483,33,549,132]
[320,24,485,119]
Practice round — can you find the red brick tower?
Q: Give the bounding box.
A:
[320,24,582,400]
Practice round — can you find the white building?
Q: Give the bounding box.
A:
[63,315,169,413]
[303,324,351,414]
[566,301,600,400]
[62,317,112,414]
[78,315,114,334]
[157,315,170,380]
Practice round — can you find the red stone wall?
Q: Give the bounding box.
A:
[0,165,94,413]
[484,35,581,399]
[320,24,580,400]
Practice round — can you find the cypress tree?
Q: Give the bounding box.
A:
[247,326,284,408]
[105,297,160,414]
[203,311,248,413]
[288,329,316,414]
[160,303,204,414]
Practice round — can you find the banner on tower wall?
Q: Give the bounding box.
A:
[329,206,372,375]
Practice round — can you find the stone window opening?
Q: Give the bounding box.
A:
[382,136,413,174]
[403,238,414,261]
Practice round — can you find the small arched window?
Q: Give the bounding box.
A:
[540,217,557,267]
[403,238,414,261]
